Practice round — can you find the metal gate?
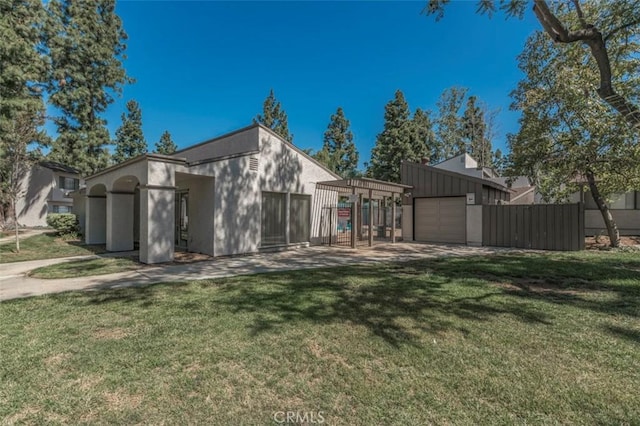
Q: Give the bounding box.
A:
[320,202,402,247]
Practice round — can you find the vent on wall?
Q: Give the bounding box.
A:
[250,157,259,172]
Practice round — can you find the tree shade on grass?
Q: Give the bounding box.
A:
[1,252,639,424]
[0,233,105,263]
[29,257,139,279]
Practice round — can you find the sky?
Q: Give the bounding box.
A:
[102,0,541,168]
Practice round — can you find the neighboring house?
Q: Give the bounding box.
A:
[430,153,499,179]
[15,161,83,227]
[73,124,340,264]
[569,189,640,236]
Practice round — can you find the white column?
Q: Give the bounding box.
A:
[106,192,135,252]
[139,186,175,264]
[85,196,107,244]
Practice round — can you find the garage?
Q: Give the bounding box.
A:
[414,197,466,244]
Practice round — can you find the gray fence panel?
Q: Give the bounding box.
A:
[482,203,584,251]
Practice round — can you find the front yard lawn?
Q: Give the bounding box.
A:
[1,251,639,424]
[29,257,140,279]
[0,233,105,263]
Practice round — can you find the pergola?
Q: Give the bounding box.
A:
[315,178,412,248]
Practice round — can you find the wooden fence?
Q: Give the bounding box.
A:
[482,203,585,251]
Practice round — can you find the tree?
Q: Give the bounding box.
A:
[424,0,640,129]
[319,107,359,177]
[368,90,417,182]
[113,100,146,163]
[0,0,48,250]
[433,87,467,162]
[461,95,492,168]
[411,108,437,164]
[254,89,294,143]
[492,148,508,175]
[45,0,131,176]
[155,130,177,155]
[509,25,640,247]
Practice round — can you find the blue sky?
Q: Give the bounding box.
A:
[104,1,540,168]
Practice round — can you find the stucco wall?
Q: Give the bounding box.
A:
[466,205,483,246]
[187,128,338,256]
[402,205,413,241]
[16,166,52,226]
[585,210,640,236]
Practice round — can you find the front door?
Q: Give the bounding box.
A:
[175,191,189,249]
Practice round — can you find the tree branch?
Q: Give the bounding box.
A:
[604,18,640,42]
[533,0,640,129]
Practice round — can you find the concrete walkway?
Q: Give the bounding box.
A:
[0,243,513,301]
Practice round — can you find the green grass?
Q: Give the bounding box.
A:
[29,257,140,279]
[2,251,640,424]
[0,233,105,263]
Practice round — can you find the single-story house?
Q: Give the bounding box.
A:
[72,124,341,264]
[15,161,83,227]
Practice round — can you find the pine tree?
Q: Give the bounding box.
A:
[113,100,146,164]
[461,95,492,167]
[45,0,131,176]
[253,89,294,143]
[155,130,177,155]
[368,90,415,183]
[320,107,359,177]
[0,0,49,248]
[410,108,437,164]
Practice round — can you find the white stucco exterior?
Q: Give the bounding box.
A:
[15,162,83,227]
[78,124,340,263]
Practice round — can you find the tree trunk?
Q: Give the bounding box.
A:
[13,199,20,253]
[586,170,620,248]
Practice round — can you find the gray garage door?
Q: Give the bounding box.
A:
[414,197,466,244]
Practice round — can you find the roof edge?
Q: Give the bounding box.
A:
[86,154,187,181]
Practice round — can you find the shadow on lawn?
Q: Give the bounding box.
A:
[56,253,640,347]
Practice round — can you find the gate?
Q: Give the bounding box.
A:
[320,204,353,246]
[482,203,585,251]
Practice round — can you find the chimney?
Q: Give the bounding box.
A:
[421,158,429,165]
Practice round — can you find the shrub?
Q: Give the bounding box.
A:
[46,213,80,238]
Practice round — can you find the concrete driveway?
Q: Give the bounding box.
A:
[0,242,511,301]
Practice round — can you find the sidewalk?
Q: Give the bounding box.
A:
[0,243,510,301]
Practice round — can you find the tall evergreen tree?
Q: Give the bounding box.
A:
[368,90,415,183]
[319,107,359,177]
[253,89,293,143]
[461,95,492,167]
[434,87,467,162]
[45,0,131,176]
[410,107,437,164]
[0,0,49,248]
[113,100,146,163]
[155,130,177,155]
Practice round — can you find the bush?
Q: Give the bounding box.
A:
[46,213,80,238]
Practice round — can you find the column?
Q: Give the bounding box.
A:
[368,189,374,247]
[139,186,175,264]
[391,193,396,243]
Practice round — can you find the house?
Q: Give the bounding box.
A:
[15,161,83,227]
[72,124,341,264]
[430,153,499,179]
[569,189,640,236]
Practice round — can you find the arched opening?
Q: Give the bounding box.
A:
[86,184,107,245]
[107,176,140,252]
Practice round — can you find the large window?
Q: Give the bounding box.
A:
[52,205,72,214]
[290,194,311,243]
[261,192,286,246]
[59,176,79,191]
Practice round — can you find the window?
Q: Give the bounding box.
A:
[52,205,72,214]
[290,194,311,243]
[261,192,286,246]
[59,176,79,191]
